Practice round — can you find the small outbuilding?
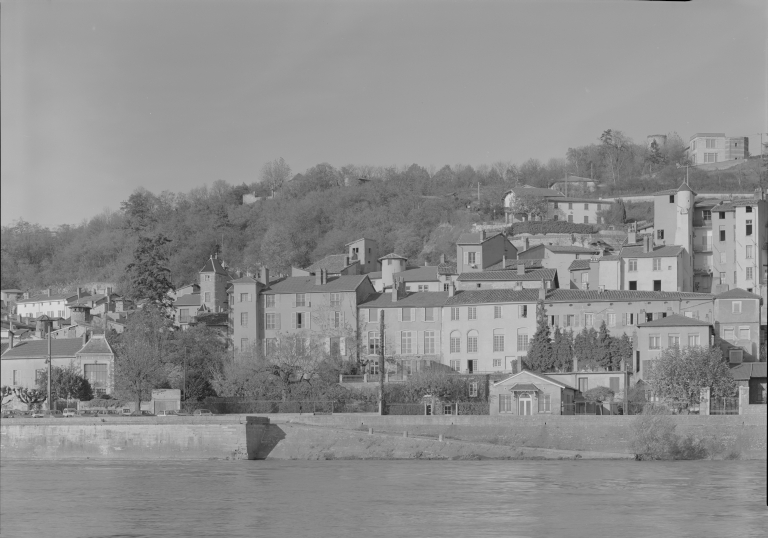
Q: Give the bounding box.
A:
[490,370,577,416]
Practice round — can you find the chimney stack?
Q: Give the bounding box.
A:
[315,270,323,286]
[8,331,14,349]
[502,255,507,269]
[259,267,270,286]
[538,282,546,301]
[82,331,88,347]
[440,254,446,264]
[524,237,530,251]
[627,223,637,245]
[517,263,526,276]
[643,235,651,253]
[448,281,455,297]
[321,269,327,285]
[391,278,400,302]
[47,288,52,297]
[481,230,486,241]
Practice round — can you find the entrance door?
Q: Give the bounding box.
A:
[518,395,532,415]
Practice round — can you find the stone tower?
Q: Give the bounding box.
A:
[198,254,229,312]
[675,183,695,292]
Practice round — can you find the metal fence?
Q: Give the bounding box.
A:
[195,399,379,414]
[710,397,739,415]
[385,401,490,416]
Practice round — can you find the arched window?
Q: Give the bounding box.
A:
[467,330,479,353]
[450,331,461,354]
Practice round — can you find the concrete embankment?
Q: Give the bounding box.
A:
[1,413,765,461]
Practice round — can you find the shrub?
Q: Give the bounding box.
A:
[507,220,596,236]
[629,407,707,460]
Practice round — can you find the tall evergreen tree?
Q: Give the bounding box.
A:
[552,327,574,372]
[526,301,553,372]
[125,234,175,309]
[574,327,600,371]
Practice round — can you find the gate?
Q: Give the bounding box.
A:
[710,396,739,415]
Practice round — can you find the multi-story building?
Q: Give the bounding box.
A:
[228,269,269,355]
[550,197,615,225]
[358,282,449,375]
[635,315,713,381]
[261,271,375,360]
[198,255,230,312]
[15,290,78,320]
[455,266,558,291]
[620,239,687,292]
[713,288,763,364]
[687,133,748,165]
[456,232,518,274]
[518,244,602,288]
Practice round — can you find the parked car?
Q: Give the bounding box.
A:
[193,409,214,416]
[2,409,18,419]
[157,410,187,417]
[31,410,62,418]
[79,410,98,417]
[63,408,78,417]
[129,410,155,417]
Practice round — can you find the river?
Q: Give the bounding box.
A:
[1,460,766,537]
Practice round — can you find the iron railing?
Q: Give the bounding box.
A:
[710,397,739,415]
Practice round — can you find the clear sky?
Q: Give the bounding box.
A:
[2,0,766,228]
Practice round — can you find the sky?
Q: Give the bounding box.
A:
[2,0,766,228]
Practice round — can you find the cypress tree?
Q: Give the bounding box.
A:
[526,301,552,372]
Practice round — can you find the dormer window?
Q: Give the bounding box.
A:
[669,195,674,203]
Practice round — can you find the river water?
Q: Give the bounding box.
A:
[1,460,766,538]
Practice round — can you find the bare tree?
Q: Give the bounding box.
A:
[599,129,634,184]
[264,333,327,401]
[261,157,292,195]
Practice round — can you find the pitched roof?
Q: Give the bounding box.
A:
[229,276,260,284]
[264,275,369,294]
[652,189,678,196]
[16,293,76,304]
[367,271,382,279]
[77,336,113,355]
[730,362,767,381]
[620,245,683,258]
[173,293,201,307]
[715,288,762,300]
[505,187,565,199]
[394,266,439,282]
[485,258,543,271]
[456,268,557,282]
[569,259,592,271]
[456,232,505,245]
[446,289,540,306]
[506,383,541,392]
[359,291,450,308]
[344,237,375,246]
[493,370,570,389]
[638,314,711,328]
[542,245,601,254]
[305,254,357,274]
[1,338,84,359]
[199,256,229,275]
[551,197,614,204]
[437,263,457,275]
[677,183,696,194]
[379,253,407,261]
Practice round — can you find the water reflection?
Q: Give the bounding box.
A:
[1,460,765,538]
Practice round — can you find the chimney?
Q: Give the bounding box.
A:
[517,263,525,276]
[391,279,399,302]
[538,283,546,301]
[259,267,270,286]
[573,356,579,373]
[448,281,455,297]
[23,291,29,300]
[524,237,530,251]
[346,256,350,266]
[481,230,486,240]
[315,270,323,286]
[8,331,14,349]
[82,331,88,346]
[643,236,651,253]
[627,224,637,245]
[440,254,446,264]
[502,255,506,269]
[321,269,327,285]
[47,288,52,297]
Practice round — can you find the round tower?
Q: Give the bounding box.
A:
[379,253,407,289]
[675,183,695,291]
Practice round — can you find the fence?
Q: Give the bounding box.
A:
[196,399,378,414]
[385,401,490,416]
[710,396,739,415]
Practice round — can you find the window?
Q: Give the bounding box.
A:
[424,331,436,354]
[704,153,717,163]
[746,267,753,280]
[450,360,461,372]
[424,308,435,322]
[746,245,753,259]
[493,333,505,352]
[35,369,45,385]
[746,220,752,236]
[732,301,742,314]
[450,332,461,353]
[668,195,675,204]
[205,275,211,282]
[444,283,450,292]
[451,307,460,321]
[719,252,727,264]
[240,293,251,303]
[417,285,429,292]
[565,314,574,327]
[581,273,589,284]
[578,378,588,393]
[719,272,726,284]
[584,216,589,224]
[653,280,661,291]
[369,361,379,375]
[584,313,593,326]
[294,312,306,329]
[739,327,750,340]
[467,252,476,265]
[494,305,502,319]
[401,331,413,354]
[653,258,661,271]
[608,313,616,327]
[468,307,477,320]
[519,305,528,318]
[240,338,249,350]
[179,309,190,323]
[629,281,637,290]
[568,202,573,210]
[467,331,478,353]
[265,338,277,356]
[649,335,660,349]
[204,292,211,303]
[723,327,734,341]
[706,138,716,149]
[369,309,378,323]
[657,230,664,240]
[368,332,380,355]
[265,313,278,330]
[295,294,306,307]
[609,377,620,393]
[493,358,502,367]
[12,370,19,385]
[469,381,478,398]
[332,311,342,328]
[402,308,413,322]
[330,337,341,357]
[538,394,551,413]
[688,334,700,347]
[729,349,743,364]
[554,215,559,221]
[84,364,108,395]
[568,215,574,223]
[265,295,275,308]
[240,312,248,327]
[499,394,513,413]
[330,293,341,307]
[517,333,529,352]
[553,202,558,209]
[628,259,638,272]
[719,226,726,241]
[734,271,737,286]
[703,210,711,221]
[668,334,680,348]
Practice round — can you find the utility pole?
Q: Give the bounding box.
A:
[379,309,385,415]
[47,329,52,411]
[183,346,187,402]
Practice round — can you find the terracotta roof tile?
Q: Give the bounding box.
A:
[360,291,450,308]
[457,268,557,282]
[305,254,356,274]
[1,338,84,359]
[265,275,369,294]
[620,245,683,258]
[77,337,113,355]
[638,314,711,328]
[715,288,762,300]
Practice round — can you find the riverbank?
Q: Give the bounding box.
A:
[1,414,765,460]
